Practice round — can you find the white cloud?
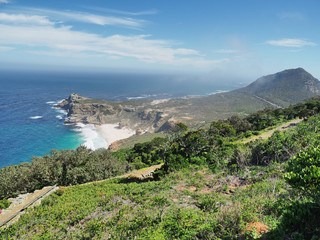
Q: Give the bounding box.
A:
[0,23,217,67]
[174,48,201,56]
[0,13,54,25]
[0,45,14,51]
[86,7,157,16]
[266,38,316,47]
[24,8,145,28]
[0,0,9,4]
[54,11,144,27]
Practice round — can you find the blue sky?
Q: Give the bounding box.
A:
[0,0,319,79]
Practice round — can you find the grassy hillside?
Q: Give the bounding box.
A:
[0,166,288,239]
[2,97,320,239]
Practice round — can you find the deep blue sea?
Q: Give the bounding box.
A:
[0,70,238,169]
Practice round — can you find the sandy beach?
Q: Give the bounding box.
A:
[96,124,135,148]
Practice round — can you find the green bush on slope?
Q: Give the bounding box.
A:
[265,147,320,240]
[285,146,320,203]
[0,146,131,199]
[0,199,10,209]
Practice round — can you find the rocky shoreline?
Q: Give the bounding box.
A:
[55,93,181,135]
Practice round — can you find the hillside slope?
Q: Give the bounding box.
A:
[2,111,320,239]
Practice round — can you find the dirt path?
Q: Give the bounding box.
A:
[82,164,163,186]
[0,164,162,229]
[243,118,303,143]
[116,164,163,179]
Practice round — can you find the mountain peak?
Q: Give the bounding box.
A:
[242,68,320,106]
[273,67,312,78]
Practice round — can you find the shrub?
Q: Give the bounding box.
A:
[0,199,11,209]
[285,146,320,203]
[267,201,320,240]
[195,194,218,212]
[0,146,131,199]
[209,121,236,137]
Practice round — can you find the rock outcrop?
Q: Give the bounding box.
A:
[55,93,175,133]
[55,93,122,125]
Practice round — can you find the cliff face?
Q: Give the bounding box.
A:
[56,93,122,125]
[55,93,175,133]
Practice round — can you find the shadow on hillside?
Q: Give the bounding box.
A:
[262,201,320,240]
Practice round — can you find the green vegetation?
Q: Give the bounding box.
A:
[0,167,287,239]
[2,96,320,239]
[112,132,166,150]
[116,137,167,169]
[0,147,131,199]
[285,146,320,204]
[0,199,10,210]
[223,96,320,134]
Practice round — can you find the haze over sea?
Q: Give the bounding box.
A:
[0,70,237,169]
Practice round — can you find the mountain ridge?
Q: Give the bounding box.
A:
[237,67,320,106]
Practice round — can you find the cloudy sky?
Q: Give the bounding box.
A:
[0,0,319,79]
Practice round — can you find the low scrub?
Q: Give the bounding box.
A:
[0,147,131,199]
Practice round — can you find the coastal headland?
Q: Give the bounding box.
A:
[55,68,320,149]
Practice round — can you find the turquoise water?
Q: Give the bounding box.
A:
[0,70,236,168]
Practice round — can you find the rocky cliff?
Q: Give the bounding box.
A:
[55,93,177,133]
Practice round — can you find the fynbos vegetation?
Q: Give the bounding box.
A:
[2,96,320,239]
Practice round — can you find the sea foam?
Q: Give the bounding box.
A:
[55,109,67,115]
[46,99,65,105]
[30,116,43,119]
[46,101,56,104]
[75,123,107,150]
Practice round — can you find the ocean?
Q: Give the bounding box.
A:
[0,70,237,169]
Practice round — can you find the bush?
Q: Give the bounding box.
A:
[0,146,131,199]
[209,121,236,137]
[195,194,218,212]
[0,199,11,209]
[267,201,320,240]
[285,146,320,203]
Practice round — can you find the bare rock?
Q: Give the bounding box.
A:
[136,128,143,135]
[124,107,135,112]
[157,119,180,132]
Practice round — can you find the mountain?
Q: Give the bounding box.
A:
[56,68,320,133]
[238,68,320,107]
